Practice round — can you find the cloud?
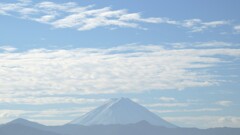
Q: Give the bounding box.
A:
[169,41,239,48]
[0,46,17,52]
[0,1,160,31]
[26,107,95,120]
[35,15,56,23]
[31,119,69,126]
[0,44,240,100]
[181,19,229,32]
[0,1,231,32]
[192,41,234,47]
[158,97,176,102]
[153,108,222,113]
[215,100,232,107]
[234,25,240,33]
[0,110,27,118]
[146,103,189,107]
[0,97,107,105]
[202,21,229,27]
[165,116,240,128]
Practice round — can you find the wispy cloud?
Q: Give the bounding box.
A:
[146,103,189,107]
[0,97,107,105]
[234,25,240,33]
[215,100,233,107]
[169,41,239,49]
[192,41,234,47]
[153,108,222,113]
[0,1,161,30]
[30,108,95,118]
[0,1,231,32]
[181,19,229,32]
[0,46,17,52]
[158,97,176,102]
[165,116,240,128]
[0,109,27,119]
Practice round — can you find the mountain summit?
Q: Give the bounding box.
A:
[7,118,46,129]
[69,97,177,128]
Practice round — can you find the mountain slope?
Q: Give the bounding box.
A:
[69,97,177,128]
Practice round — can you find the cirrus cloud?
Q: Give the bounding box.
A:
[0,1,232,32]
[0,0,161,31]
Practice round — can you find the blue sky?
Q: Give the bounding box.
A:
[0,0,240,128]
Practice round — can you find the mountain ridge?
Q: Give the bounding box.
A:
[1,118,240,135]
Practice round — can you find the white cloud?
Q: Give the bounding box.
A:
[0,45,240,100]
[35,1,77,11]
[0,110,27,118]
[35,15,55,23]
[215,100,232,107]
[0,1,160,31]
[165,116,240,128]
[234,25,240,33]
[169,41,238,48]
[203,21,229,27]
[153,108,222,113]
[31,119,69,126]
[146,103,189,107]
[0,1,231,32]
[158,97,176,102]
[28,107,95,119]
[0,97,107,105]
[181,19,229,32]
[0,46,17,52]
[193,41,234,47]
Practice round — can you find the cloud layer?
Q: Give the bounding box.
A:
[0,44,239,99]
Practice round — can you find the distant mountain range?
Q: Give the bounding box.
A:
[0,98,239,135]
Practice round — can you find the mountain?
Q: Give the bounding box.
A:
[0,98,239,135]
[6,118,46,129]
[1,118,240,135]
[0,121,60,135]
[2,119,240,135]
[69,97,177,128]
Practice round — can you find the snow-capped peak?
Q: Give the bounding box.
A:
[69,97,177,128]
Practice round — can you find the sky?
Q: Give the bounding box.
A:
[0,0,240,128]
